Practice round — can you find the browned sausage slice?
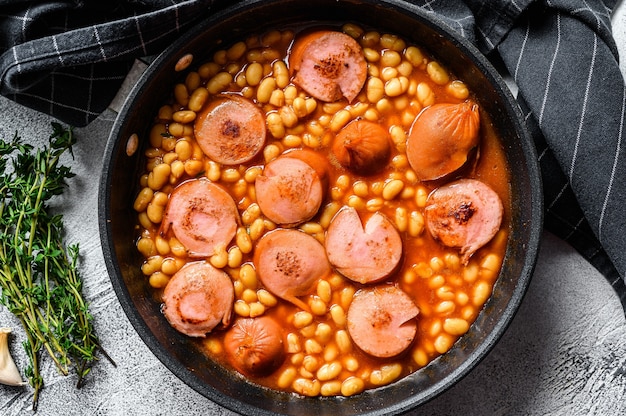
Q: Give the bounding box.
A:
[289,31,367,103]
[332,119,391,176]
[325,206,403,284]
[406,101,480,181]
[424,178,503,264]
[346,285,419,358]
[283,148,331,187]
[160,178,239,257]
[254,229,331,310]
[255,156,324,226]
[162,261,234,337]
[224,316,285,377]
[194,94,266,165]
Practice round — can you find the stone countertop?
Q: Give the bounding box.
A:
[1,5,626,416]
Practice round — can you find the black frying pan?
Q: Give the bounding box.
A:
[99,1,543,414]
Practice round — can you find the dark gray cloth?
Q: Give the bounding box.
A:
[489,0,626,309]
[2,0,625,310]
[0,0,216,126]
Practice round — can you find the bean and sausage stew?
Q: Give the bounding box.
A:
[132,23,511,397]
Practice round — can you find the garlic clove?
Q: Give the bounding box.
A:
[0,327,27,386]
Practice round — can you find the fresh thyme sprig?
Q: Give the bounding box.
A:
[0,123,114,410]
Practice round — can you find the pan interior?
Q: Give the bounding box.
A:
[99,1,542,415]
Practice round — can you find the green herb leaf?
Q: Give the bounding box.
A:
[0,124,113,410]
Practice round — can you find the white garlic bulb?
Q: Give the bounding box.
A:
[0,327,27,386]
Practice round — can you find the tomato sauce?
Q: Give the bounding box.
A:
[133,23,511,397]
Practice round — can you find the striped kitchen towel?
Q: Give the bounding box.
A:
[470,0,626,309]
[1,0,625,310]
[0,0,216,126]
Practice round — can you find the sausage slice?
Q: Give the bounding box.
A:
[162,261,234,337]
[160,178,239,257]
[346,285,419,358]
[224,316,285,377]
[325,206,403,284]
[289,31,367,103]
[254,229,331,310]
[406,101,480,181]
[255,156,324,226]
[332,119,391,176]
[424,179,503,264]
[283,148,331,188]
[194,94,266,165]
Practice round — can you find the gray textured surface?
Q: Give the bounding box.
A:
[1,5,626,416]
